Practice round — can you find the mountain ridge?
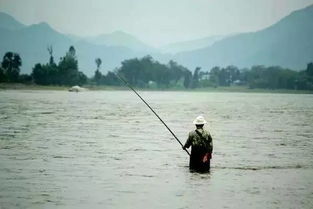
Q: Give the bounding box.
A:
[174,4,313,71]
[86,30,156,53]
[160,35,229,54]
[1,4,313,75]
[0,12,25,30]
[0,13,146,75]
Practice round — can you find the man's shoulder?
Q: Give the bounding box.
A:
[189,129,211,137]
[188,130,197,137]
[194,129,211,136]
[189,129,205,135]
[203,129,211,135]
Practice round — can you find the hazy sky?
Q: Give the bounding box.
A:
[1,0,313,46]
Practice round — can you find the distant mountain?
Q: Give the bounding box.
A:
[86,31,156,53]
[174,4,313,71]
[66,33,83,42]
[0,13,147,76]
[160,35,227,54]
[0,12,25,30]
[1,3,313,77]
[0,22,73,74]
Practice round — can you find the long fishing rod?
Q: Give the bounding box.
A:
[115,73,190,156]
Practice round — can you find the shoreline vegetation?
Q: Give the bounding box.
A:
[1,83,312,94]
[1,46,313,94]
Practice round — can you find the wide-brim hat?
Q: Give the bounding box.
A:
[193,115,207,125]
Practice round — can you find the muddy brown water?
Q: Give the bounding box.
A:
[0,90,313,209]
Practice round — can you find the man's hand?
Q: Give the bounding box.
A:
[202,153,212,163]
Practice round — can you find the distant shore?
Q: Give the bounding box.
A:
[1,83,313,94]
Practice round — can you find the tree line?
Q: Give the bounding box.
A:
[32,46,87,86]
[0,46,87,85]
[200,64,313,90]
[1,46,313,91]
[93,56,194,89]
[95,58,313,90]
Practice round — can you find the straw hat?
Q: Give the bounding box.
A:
[193,115,207,125]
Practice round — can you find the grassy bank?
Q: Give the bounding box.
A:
[1,83,312,94]
[0,83,68,90]
[0,83,131,91]
[190,86,313,94]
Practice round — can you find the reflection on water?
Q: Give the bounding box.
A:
[0,90,313,209]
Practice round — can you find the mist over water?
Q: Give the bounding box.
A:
[0,90,313,209]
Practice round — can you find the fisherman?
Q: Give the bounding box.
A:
[183,115,213,172]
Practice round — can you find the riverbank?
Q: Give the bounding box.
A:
[0,83,125,91]
[1,83,312,94]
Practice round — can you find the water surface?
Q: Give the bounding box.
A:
[0,90,313,209]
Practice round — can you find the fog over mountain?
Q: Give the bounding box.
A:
[0,12,25,30]
[174,4,313,71]
[0,4,313,76]
[0,12,147,76]
[160,35,228,54]
[86,31,156,53]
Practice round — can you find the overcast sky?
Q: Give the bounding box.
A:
[1,0,313,47]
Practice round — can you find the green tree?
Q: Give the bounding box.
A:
[102,71,119,85]
[32,64,43,84]
[191,67,201,88]
[225,65,240,84]
[183,70,192,88]
[18,74,32,84]
[245,65,297,89]
[32,63,48,85]
[93,69,102,85]
[58,46,79,85]
[167,60,191,88]
[209,66,221,87]
[0,67,6,82]
[1,52,22,82]
[77,71,87,86]
[306,62,313,77]
[117,56,192,88]
[68,46,76,57]
[47,45,55,65]
[95,58,102,70]
[94,58,103,85]
[31,46,87,86]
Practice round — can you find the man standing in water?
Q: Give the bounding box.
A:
[183,116,213,172]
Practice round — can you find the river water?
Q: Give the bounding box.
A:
[0,90,312,209]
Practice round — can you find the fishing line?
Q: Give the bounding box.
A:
[115,73,190,156]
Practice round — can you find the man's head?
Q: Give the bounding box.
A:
[193,115,207,128]
[196,124,204,129]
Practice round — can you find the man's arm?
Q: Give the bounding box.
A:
[183,133,192,149]
[208,134,213,153]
